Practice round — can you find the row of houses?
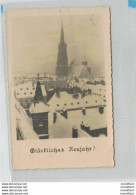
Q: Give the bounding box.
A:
[15,79,107,140]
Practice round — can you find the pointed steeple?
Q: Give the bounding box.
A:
[60,21,65,43]
[56,20,68,77]
[34,74,43,104]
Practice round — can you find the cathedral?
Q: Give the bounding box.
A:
[56,22,91,79]
[56,22,68,77]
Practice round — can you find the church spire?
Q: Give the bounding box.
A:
[56,20,68,77]
[34,74,43,105]
[60,21,65,43]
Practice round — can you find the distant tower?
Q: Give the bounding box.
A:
[29,74,49,136]
[80,58,91,78]
[56,22,68,77]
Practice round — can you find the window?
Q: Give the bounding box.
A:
[64,103,67,106]
[38,121,44,128]
[17,93,19,95]
[24,92,26,95]
[30,92,32,94]
[20,88,22,90]
[57,104,59,107]
[85,101,88,104]
[71,103,73,105]
[77,102,79,104]
[26,88,29,90]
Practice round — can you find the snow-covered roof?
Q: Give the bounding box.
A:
[49,113,90,139]
[15,83,47,99]
[67,107,106,130]
[48,91,73,110]
[48,91,105,111]
[78,129,91,137]
[29,102,49,114]
[49,113,73,138]
[15,82,36,99]
[41,85,47,96]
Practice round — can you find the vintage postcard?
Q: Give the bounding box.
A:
[6,7,114,169]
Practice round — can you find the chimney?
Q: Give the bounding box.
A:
[80,121,85,130]
[72,126,78,138]
[82,107,86,115]
[56,87,60,98]
[99,106,104,114]
[88,89,92,95]
[85,124,90,131]
[53,112,57,123]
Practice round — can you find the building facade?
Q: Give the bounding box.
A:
[29,75,49,136]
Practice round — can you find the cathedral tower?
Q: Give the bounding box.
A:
[56,22,68,77]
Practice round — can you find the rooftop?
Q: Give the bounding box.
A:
[48,91,105,111]
[29,101,49,114]
[15,83,47,99]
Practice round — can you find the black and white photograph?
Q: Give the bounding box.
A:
[7,8,108,140]
[6,7,114,169]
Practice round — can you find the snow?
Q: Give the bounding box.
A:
[48,91,73,110]
[49,113,90,138]
[14,81,106,139]
[29,102,49,114]
[41,85,47,96]
[67,107,106,130]
[15,99,38,139]
[15,82,47,99]
[49,113,73,138]
[15,82,36,99]
[48,91,105,111]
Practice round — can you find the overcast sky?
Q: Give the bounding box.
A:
[6,8,106,77]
